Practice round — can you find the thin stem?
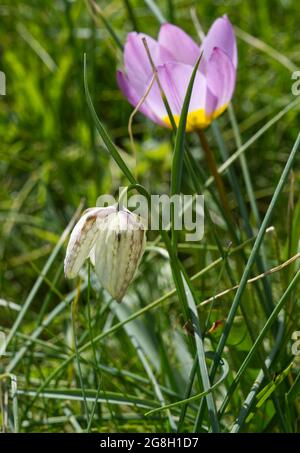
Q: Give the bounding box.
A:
[228,103,260,225]
[198,129,233,226]
[71,290,90,428]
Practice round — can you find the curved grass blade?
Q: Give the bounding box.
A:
[22,236,258,412]
[84,54,136,185]
[226,269,300,431]
[130,335,177,431]
[145,353,229,416]
[210,133,300,382]
[144,0,166,23]
[4,201,84,354]
[205,97,300,187]
[181,273,219,432]
[171,56,201,196]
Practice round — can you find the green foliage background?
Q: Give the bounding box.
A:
[0,0,300,433]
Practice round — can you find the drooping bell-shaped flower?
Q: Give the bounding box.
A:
[64,206,146,302]
[117,15,237,131]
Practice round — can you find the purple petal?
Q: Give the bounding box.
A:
[158,23,201,66]
[201,15,237,69]
[117,70,164,125]
[124,32,160,88]
[156,62,217,129]
[206,47,236,115]
[205,86,219,118]
[157,62,208,113]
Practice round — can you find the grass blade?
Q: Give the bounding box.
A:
[210,133,300,382]
[84,54,136,185]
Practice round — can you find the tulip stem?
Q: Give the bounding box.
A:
[198,129,233,225]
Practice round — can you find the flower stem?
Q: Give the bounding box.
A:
[198,129,233,226]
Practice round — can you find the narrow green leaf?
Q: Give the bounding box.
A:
[171,56,201,196]
[84,54,136,185]
[211,133,300,382]
[145,353,229,416]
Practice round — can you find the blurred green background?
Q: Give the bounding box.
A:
[1,0,300,433]
[1,0,299,301]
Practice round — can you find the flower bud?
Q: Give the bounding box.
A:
[64,206,146,302]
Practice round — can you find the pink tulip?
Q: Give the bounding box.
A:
[117,15,237,131]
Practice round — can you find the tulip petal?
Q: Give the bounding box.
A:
[124,32,160,87]
[201,15,237,69]
[206,47,236,116]
[117,70,164,125]
[119,31,174,125]
[158,23,201,66]
[116,16,237,131]
[157,62,203,114]
[155,62,217,130]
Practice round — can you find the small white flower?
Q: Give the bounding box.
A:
[64,206,146,302]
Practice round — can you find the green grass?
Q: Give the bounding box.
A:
[1,0,300,433]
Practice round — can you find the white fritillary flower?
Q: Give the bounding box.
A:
[64,206,146,302]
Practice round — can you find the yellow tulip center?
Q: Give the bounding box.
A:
[163,104,228,132]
